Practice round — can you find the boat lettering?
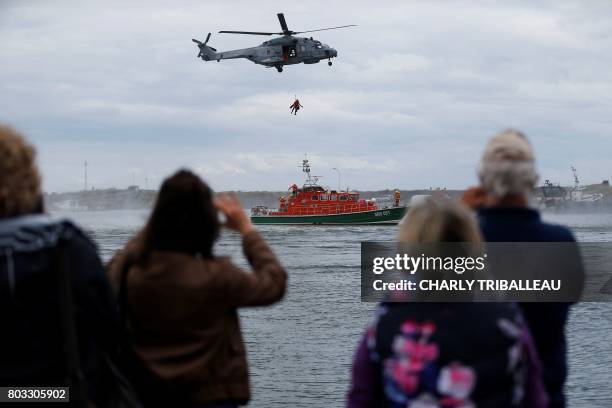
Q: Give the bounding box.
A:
[375,210,390,217]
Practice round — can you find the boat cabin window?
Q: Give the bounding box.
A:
[330,194,337,201]
[350,195,357,201]
[320,195,328,201]
[311,195,319,201]
[339,195,348,201]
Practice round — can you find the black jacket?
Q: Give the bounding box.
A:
[0,214,120,405]
[478,207,581,408]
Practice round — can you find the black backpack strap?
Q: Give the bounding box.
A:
[56,239,88,407]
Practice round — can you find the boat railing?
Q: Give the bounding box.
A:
[275,203,377,216]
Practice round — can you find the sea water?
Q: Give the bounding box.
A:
[53,210,612,408]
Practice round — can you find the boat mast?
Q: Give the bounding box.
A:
[571,166,580,189]
[302,156,320,187]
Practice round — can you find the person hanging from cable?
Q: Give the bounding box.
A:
[289,97,303,115]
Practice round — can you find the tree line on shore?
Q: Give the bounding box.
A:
[44,184,612,211]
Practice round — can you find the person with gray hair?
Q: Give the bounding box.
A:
[462,129,584,408]
[478,129,538,202]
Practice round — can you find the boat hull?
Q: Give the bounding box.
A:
[251,206,408,225]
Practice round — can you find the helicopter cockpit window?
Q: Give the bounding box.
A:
[314,41,322,49]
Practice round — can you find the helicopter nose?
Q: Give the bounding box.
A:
[326,48,338,58]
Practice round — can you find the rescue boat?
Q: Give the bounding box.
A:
[250,159,408,225]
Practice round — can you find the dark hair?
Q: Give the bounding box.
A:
[140,170,219,260]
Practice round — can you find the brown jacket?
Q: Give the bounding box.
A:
[107,230,287,404]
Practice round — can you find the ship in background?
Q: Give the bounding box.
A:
[537,166,608,210]
[250,158,408,224]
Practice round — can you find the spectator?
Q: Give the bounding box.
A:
[348,199,547,407]
[0,125,122,407]
[462,129,584,408]
[108,170,287,407]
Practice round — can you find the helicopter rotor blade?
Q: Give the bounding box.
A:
[192,38,203,57]
[192,38,205,57]
[295,25,357,34]
[219,30,277,36]
[277,13,289,33]
[205,32,211,44]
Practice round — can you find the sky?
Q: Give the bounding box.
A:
[1,0,611,192]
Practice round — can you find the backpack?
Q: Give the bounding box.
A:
[0,215,143,408]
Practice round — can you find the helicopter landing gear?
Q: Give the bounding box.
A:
[276,66,283,73]
[328,59,332,66]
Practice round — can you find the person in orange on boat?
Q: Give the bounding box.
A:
[393,189,401,207]
[289,98,303,115]
[290,184,299,197]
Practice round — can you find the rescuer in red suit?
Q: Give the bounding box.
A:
[289,99,303,115]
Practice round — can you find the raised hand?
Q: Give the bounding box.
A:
[214,192,255,235]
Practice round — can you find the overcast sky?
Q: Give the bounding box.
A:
[1,0,611,192]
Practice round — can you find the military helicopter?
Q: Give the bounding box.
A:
[192,13,355,73]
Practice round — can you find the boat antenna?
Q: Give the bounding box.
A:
[301,155,320,187]
[571,166,580,189]
[302,157,312,184]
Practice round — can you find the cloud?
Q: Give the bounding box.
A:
[1,0,611,192]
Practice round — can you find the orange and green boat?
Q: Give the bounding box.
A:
[250,159,408,225]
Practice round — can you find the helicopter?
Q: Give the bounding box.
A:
[192,13,355,73]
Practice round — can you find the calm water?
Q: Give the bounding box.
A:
[53,210,612,408]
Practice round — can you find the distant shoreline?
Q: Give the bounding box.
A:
[45,187,464,211]
[45,184,612,212]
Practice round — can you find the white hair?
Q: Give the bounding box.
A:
[478,129,538,198]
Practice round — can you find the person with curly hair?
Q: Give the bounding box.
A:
[0,125,124,407]
[0,125,43,218]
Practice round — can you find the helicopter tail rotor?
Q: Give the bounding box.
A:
[202,33,216,51]
[192,33,217,59]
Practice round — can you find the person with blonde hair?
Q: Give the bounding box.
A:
[462,129,584,408]
[348,199,547,408]
[0,125,123,407]
[397,198,482,244]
